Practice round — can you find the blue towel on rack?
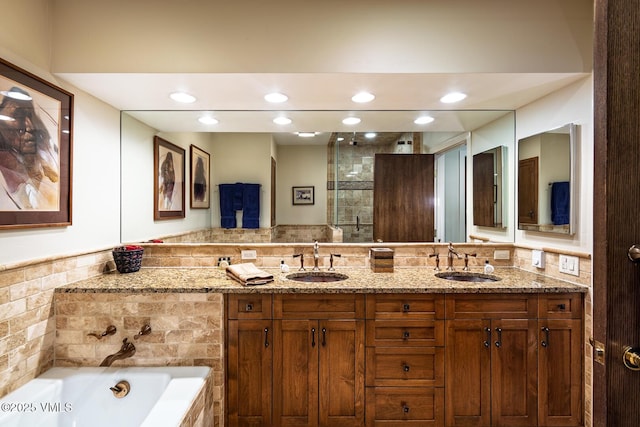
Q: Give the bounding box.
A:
[242,183,261,229]
[219,183,243,228]
[550,181,570,225]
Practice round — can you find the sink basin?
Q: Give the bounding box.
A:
[435,272,501,283]
[286,271,349,283]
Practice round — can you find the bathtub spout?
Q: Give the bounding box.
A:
[100,338,136,367]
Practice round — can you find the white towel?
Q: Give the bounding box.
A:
[226,263,274,286]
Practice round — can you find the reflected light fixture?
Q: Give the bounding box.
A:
[297,132,318,137]
[342,117,361,125]
[414,115,435,125]
[1,87,32,101]
[170,92,196,103]
[0,114,14,121]
[351,91,375,103]
[273,116,292,125]
[365,132,376,138]
[198,116,219,125]
[264,92,288,103]
[440,92,467,103]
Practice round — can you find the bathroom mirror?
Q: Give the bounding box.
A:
[120,110,516,243]
[473,146,507,228]
[517,123,577,235]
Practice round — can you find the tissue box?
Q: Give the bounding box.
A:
[370,248,394,273]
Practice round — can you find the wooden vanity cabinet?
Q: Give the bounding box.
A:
[226,294,273,427]
[445,293,584,427]
[273,294,365,427]
[365,294,445,426]
[538,293,583,426]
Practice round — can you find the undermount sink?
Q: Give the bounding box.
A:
[435,271,501,283]
[286,271,349,283]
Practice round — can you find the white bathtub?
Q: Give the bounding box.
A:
[0,366,210,427]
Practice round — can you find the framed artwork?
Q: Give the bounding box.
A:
[0,58,74,229]
[154,136,185,220]
[190,144,210,209]
[292,186,314,205]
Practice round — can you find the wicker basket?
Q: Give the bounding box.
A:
[112,246,144,273]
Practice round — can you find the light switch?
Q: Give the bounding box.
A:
[532,250,545,269]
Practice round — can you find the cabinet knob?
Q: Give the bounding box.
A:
[245,303,253,312]
[403,364,410,372]
[403,331,410,340]
[403,405,410,413]
[402,303,410,312]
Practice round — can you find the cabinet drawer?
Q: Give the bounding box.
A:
[273,294,365,319]
[366,320,444,346]
[366,387,444,426]
[538,293,583,319]
[445,294,538,319]
[366,347,444,387]
[366,294,444,319]
[227,294,272,319]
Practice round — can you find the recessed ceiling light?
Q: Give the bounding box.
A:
[169,92,196,103]
[264,92,288,103]
[342,117,361,125]
[337,137,345,142]
[273,117,292,125]
[198,116,218,125]
[351,92,375,103]
[414,115,435,125]
[297,132,318,137]
[440,92,467,103]
[365,132,377,138]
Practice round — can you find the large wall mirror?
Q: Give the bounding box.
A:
[473,146,507,229]
[517,123,577,235]
[121,110,515,244]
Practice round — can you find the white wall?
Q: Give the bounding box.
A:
[276,145,328,225]
[515,76,593,253]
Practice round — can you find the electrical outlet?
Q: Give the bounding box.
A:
[217,256,231,266]
[493,250,510,260]
[241,250,257,260]
[559,255,579,276]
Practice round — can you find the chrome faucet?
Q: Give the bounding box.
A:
[100,338,136,367]
[312,240,320,271]
[447,243,461,271]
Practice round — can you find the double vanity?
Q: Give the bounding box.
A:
[59,263,586,427]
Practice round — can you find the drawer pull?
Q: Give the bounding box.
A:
[402,331,410,340]
[311,327,316,347]
[495,328,502,348]
[264,328,269,348]
[402,303,410,312]
[322,327,327,347]
[557,303,566,310]
[403,405,410,414]
[402,364,410,372]
[245,303,253,312]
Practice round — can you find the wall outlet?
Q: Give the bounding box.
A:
[559,254,580,276]
[493,250,510,260]
[217,256,231,266]
[241,250,257,260]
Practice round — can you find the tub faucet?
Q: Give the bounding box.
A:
[447,243,461,271]
[100,338,136,367]
[313,240,320,271]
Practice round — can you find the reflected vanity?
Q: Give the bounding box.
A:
[517,123,577,235]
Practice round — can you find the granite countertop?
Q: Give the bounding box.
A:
[56,267,588,294]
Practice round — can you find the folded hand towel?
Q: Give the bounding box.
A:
[226,263,274,286]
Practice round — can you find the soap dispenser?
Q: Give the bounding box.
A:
[484,260,494,274]
[280,260,290,273]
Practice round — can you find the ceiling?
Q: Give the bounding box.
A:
[59,71,590,145]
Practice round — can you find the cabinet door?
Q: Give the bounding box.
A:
[538,319,583,426]
[445,319,491,427]
[319,319,365,427]
[491,319,538,427]
[227,319,272,427]
[273,319,319,427]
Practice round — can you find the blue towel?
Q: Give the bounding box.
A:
[550,181,570,225]
[242,183,261,229]
[219,183,242,228]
